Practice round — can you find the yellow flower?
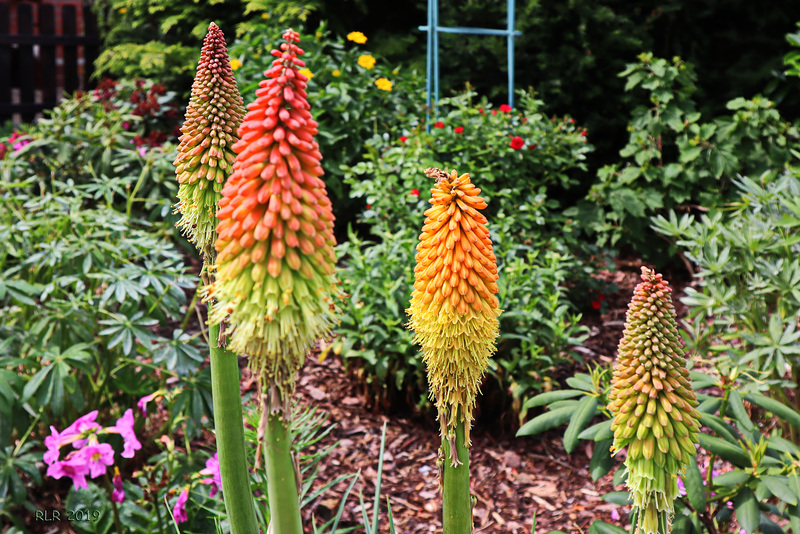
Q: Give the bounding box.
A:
[230,58,242,70]
[347,31,367,44]
[357,54,376,70]
[261,12,269,19]
[118,7,127,13]
[374,78,392,91]
[332,69,341,77]
[298,68,313,80]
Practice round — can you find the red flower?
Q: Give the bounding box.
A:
[491,110,498,116]
[499,104,512,113]
[591,300,602,310]
[580,130,587,137]
[434,121,445,129]
[478,107,484,115]
[410,188,420,197]
[454,126,463,134]
[509,136,524,150]
[399,136,408,143]
[366,204,372,209]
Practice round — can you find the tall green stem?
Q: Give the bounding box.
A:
[264,404,303,534]
[442,416,472,534]
[209,322,259,533]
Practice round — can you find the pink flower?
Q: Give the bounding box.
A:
[610,508,621,521]
[499,104,512,113]
[491,110,498,115]
[47,456,91,490]
[112,468,125,503]
[137,146,147,157]
[173,486,189,523]
[122,122,131,130]
[399,136,408,143]
[454,126,464,134]
[137,391,161,417]
[509,136,524,150]
[63,411,101,449]
[410,188,420,197]
[80,442,115,478]
[200,453,222,497]
[677,476,687,496]
[433,121,445,129]
[108,409,141,458]
[591,300,601,310]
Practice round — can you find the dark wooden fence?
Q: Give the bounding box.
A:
[0,1,99,125]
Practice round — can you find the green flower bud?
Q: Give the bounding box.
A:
[608,267,700,534]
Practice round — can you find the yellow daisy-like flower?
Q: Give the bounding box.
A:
[230,58,242,71]
[118,7,127,14]
[261,12,269,19]
[374,78,392,91]
[357,54,376,70]
[347,31,367,44]
[332,69,341,77]
[298,68,313,80]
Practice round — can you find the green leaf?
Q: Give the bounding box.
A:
[590,439,615,481]
[744,392,800,430]
[564,396,598,453]
[699,413,741,444]
[698,433,750,468]
[761,475,798,505]
[713,470,750,487]
[588,520,628,534]
[602,491,632,505]
[734,487,760,534]
[522,389,583,410]
[683,456,706,511]
[728,390,755,432]
[579,420,614,441]
[517,406,576,437]
[690,371,718,389]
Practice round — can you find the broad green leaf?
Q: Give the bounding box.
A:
[579,420,614,441]
[517,406,575,437]
[588,520,628,534]
[698,433,750,468]
[683,456,706,511]
[602,491,632,505]
[522,389,583,410]
[699,413,740,444]
[713,470,750,487]
[745,392,800,430]
[590,439,615,481]
[564,396,598,454]
[728,390,755,432]
[761,475,798,505]
[734,488,760,534]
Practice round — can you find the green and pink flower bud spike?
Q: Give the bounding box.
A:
[608,267,701,534]
[172,22,257,534]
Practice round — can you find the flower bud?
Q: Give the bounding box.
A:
[174,22,245,261]
[608,267,700,534]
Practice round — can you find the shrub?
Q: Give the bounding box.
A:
[567,54,800,260]
[652,169,800,430]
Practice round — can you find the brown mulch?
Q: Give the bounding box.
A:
[269,258,695,534]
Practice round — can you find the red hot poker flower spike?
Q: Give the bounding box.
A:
[205,29,341,406]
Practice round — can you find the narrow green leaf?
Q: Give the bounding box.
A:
[588,520,628,534]
[699,412,741,444]
[602,491,632,505]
